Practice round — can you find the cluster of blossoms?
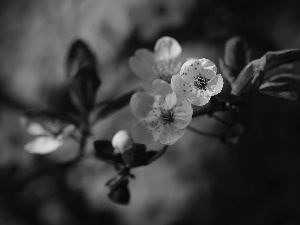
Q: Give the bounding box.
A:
[20,36,223,154]
[17,36,300,205]
[20,36,300,154]
[129,36,223,145]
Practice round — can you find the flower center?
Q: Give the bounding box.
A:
[154,60,177,84]
[160,108,175,124]
[193,76,208,90]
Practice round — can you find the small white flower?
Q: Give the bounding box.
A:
[130,79,193,145]
[171,58,223,106]
[129,36,182,93]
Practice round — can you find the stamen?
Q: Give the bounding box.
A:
[155,59,177,84]
[193,76,209,90]
[160,109,175,124]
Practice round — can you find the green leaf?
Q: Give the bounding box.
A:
[66,40,98,78]
[69,67,100,113]
[263,64,294,81]
[146,145,168,165]
[107,176,130,205]
[230,63,254,96]
[121,144,147,168]
[109,184,130,205]
[67,40,101,114]
[230,48,300,98]
[260,91,297,100]
[94,140,123,164]
[231,61,264,96]
[267,73,300,82]
[215,93,243,104]
[264,49,300,71]
[46,85,80,117]
[259,81,292,92]
[121,144,168,167]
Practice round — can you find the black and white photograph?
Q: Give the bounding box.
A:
[0,0,300,225]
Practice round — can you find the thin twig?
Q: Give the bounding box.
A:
[78,124,89,157]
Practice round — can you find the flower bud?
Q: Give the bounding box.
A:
[224,37,250,76]
[112,130,133,154]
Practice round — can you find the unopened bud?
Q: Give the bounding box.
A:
[112,130,133,154]
[224,37,250,75]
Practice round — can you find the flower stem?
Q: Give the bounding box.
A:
[187,126,221,139]
[79,126,89,157]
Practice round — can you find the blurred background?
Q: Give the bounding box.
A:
[1,0,300,224]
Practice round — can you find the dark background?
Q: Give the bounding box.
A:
[0,0,300,224]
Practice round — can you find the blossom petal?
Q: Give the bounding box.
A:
[176,95,188,104]
[201,68,216,80]
[207,74,223,95]
[164,92,177,110]
[142,80,154,93]
[180,58,200,82]
[173,100,193,129]
[199,58,217,73]
[153,79,177,110]
[132,122,158,144]
[171,74,192,97]
[214,74,224,95]
[25,136,63,154]
[154,36,182,61]
[187,92,211,106]
[19,115,50,136]
[180,58,218,83]
[159,125,185,145]
[130,92,154,120]
[129,49,156,81]
[152,79,173,96]
[21,120,48,136]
